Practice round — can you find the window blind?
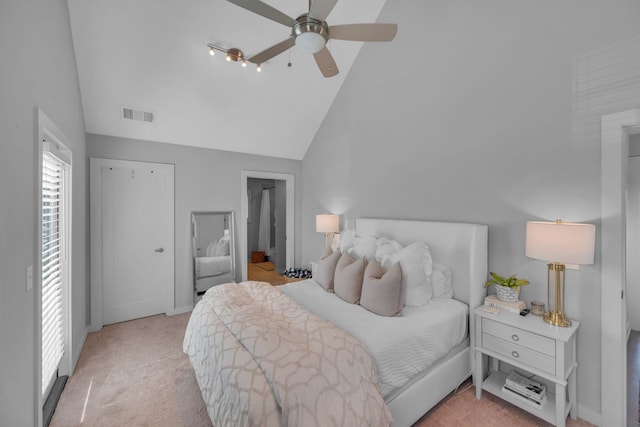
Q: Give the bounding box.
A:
[41,152,66,398]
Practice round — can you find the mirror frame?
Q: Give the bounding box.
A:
[191,211,236,296]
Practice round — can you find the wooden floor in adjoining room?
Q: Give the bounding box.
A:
[247,261,303,286]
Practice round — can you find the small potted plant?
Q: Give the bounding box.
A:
[484,272,530,302]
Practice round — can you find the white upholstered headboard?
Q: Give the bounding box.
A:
[355,217,488,314]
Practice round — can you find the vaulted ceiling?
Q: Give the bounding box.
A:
[67,0,389,160]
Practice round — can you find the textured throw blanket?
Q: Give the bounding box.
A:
[184,281,393,427]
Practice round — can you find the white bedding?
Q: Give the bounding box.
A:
[195,255,231,278]
[280,279,469,399]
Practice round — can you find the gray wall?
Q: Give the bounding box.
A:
[0,0,88,425]
[300,0,640,421]
[87,134,301,310]
[630,133,640,157]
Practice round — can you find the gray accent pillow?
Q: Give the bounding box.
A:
[334,252,367,304]
[360,259,404,317]
[315,250,341,292]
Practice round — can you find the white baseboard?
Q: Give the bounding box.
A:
[577,404,601,426]
[71,326,89,375]
[167,306,193,316]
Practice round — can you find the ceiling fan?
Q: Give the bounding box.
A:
[227,0,398,77]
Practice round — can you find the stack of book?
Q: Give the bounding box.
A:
[484,294,526,313]
[501,371,547,409]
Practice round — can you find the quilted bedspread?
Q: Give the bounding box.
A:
[184,281,393,427]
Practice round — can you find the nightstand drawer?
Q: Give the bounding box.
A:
[482,333,556,375]
[483,318,555,357]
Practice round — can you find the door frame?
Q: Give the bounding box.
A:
[90,158,175,331]
[36,109,74,427]
[600,108,640,426]
[240,171,294,281]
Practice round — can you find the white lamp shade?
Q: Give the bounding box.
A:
[525,221,596,265]
[316,214,339,233]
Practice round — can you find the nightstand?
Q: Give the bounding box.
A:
[473,306,580,427]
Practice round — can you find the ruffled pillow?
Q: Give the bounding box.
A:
[334,252,367,304]
[348,235,378,260]
[375,237,403,260]
[380,242,433,306]
[360,259,404,316]
[339,228,357,252]
[315,250,341,292]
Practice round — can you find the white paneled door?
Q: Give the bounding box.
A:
[91,159,174,326]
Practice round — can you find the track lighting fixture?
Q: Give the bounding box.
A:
[207,43,261,73]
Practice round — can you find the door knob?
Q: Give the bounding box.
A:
[155,248,164,253]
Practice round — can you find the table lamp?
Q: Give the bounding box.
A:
[316,214,339,251]
[525,220,595,327]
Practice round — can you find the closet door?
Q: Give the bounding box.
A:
[91,159,174,326]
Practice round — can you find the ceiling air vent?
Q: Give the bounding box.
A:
[121,106,155,124]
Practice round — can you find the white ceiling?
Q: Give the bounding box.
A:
[67,0,389,160]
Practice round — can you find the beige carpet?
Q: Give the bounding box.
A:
[51,313,595,427]
[50,313,212,427]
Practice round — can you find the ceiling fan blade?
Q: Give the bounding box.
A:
[227,0,296,27]
[309,0,338,21]
[329,23,397,42]
[249,37,295,64]
[313,46,339,78]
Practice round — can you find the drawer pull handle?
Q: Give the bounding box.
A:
[511,334,519,342]
[511,350,519,358]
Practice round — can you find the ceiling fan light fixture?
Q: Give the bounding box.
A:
[256,64,262,72]
[295,32,326,54]
[293,15,329,54]
[209,47,215,56]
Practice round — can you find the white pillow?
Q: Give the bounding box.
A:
[348,235,378,260]
[431,262,453,299]
[215,240,230,256]
[375,237,403,260]
[380,242,433,306]
[205,240,218,257]
[339,228,357,252]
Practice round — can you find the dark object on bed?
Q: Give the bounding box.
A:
[251,251,265,263]
[283,267,312,279]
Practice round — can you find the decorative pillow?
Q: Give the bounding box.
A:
[348,235,378,260]
[315,250,341,292]
[339,228,357,252]
[375,237,403,260]
[380,242,433,306]
[215,239,230,256]
[205,240,218,257]
[431,262,453,298]
[360,259,404,316]
[334,252,367,304]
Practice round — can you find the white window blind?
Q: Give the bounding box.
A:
[41,151,67,398]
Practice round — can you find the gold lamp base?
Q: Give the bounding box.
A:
[543,310,572,327]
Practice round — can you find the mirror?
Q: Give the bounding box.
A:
[191,211,236,297]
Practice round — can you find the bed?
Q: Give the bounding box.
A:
[194,255,233,293]
[184,218,488,426]
[194,235,233,293]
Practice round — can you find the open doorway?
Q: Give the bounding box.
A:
[626,129,640,424]
[601,109,640,426]
[247,178,287,284]
[240,171,294,284]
